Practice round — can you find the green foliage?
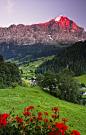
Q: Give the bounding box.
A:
[22,79,34,87]
[0,82,5,89]
[36,73,44,86]
[81,83,85,87]
[0,55,22,88]
[58,68,81,104]
[36,69,82,105]
[56,87,61,97]
[35,40,86,76]
[41,70,57,93]
[52,87,61,97]
[11,82,18,89]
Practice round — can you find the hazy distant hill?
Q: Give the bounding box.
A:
[35,41,86,76]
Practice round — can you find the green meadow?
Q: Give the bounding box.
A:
[74,74,86,85]
[0,86,86,134]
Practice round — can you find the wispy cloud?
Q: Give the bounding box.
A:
[6,0,14,13]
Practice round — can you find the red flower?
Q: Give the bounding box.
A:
[49,131,56,135]
[0,118,7,127]
[0,113,10,127]
[55,122,68,132]
[67,132,70,135]
[52,114,59,120]
[12,107,14,110]
[48,127,51,130]
[0,114,10,119]
[71,130,80,135]
[38,112,43,116]
[44,112,49,116]
[62,118,68,123]
[15,116,21,120]
[24,108,27,112]
[35,125,41,131]
[44,119,50,123]
[15,117,23,127]
[38,126,41,131]
[26,121,29,124]
[30,116,36,122]
[36,116,43,121]
[15,117,23,123]
[23,111,31,117]
[21,125,26,131]
[27,106,34,111]
[18,120,23,125]
[51,107,59,112]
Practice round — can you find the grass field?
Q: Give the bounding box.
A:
[0,86,86,134]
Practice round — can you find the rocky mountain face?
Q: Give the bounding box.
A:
[0,15,86,45]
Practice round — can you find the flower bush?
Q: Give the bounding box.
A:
[0,106,80,135]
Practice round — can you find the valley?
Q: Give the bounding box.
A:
[0,14,86,135]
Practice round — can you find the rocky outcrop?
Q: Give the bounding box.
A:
[0,15,86,45]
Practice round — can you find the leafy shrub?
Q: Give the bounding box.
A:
[0,83,5,89]
[81,83,85,87]
[52,88,61,98]
[22,79,34,87]
[11,82,18,89]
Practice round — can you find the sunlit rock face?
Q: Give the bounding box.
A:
[0,15,86,45]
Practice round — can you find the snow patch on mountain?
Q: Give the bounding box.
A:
[55,16,61,22]
[55,15,66,22]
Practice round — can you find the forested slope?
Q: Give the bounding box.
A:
[35,41,86,76]
[0,42,65,60]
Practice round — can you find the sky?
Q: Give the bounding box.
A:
[0,0,86,30]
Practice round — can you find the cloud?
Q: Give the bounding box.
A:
[6,0,14,13]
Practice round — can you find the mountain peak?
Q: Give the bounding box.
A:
[0,15,85,45]
[55,15,67,22]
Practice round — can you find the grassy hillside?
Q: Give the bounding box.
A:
[0,86,86,134]
[74,74,86,98]
[74,74,86,85]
